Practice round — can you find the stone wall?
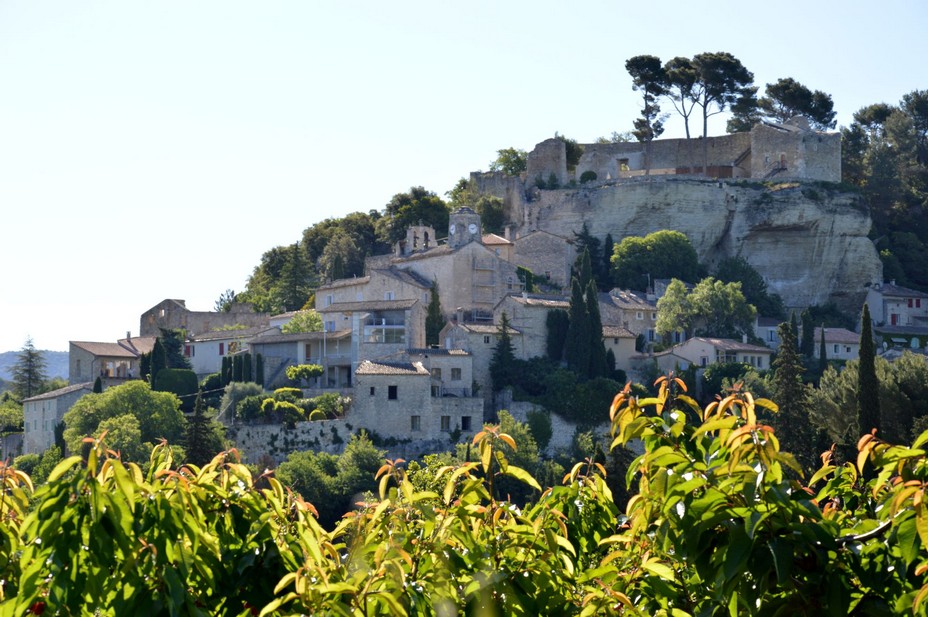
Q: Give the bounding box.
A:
[140,299,269,337]
[229,418,351,464]
[525,138,568,187]
[512,230,575,289]
[750,122,840,182]
[505,401,610,457]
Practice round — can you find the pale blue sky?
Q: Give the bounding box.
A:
[1,0,925,352]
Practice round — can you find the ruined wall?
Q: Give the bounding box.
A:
[576,133,752,181]
[750,122,841,182]
[513,179,880,314]
[525,138,567,187]
[229,418,350,464]
[140,299,269,337]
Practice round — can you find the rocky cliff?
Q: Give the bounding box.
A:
[476,174,881,313]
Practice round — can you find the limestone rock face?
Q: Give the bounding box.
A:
[512,178,881,313]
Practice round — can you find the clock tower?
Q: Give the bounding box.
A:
[448,206,481,249]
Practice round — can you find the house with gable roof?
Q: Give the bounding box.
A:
[23,382,94,455]
[68,335,157,387]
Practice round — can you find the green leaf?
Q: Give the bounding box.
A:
[767,538,793,584]
[641,560,675,581]
[503,465,542,492]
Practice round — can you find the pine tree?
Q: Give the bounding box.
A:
[771,322,814,469]
[11,338,47,400]
[489,313,517,391]
[586,279,608,379]
[800,310,815,357]
[857,303,881,436]
[425,282,444,347]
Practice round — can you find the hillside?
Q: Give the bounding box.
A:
[0,350,69,384]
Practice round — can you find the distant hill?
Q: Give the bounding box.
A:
[0,350,69,385]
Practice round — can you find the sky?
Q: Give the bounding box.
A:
[1,0,925,353]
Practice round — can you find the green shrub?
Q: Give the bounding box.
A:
[309,409,326,422]
[313,393,349,418]
[153,368,199,412]
[273,387,302,403]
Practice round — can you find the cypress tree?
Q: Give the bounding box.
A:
[232,354,243,383]
[586,278,608,379]
[565,278,591,376]
[140,352,152,383]
[857,303,881,436]
[545,309,569,362]
[185,392,213,467]
[771,322,814,469]
[243,352,253,383]
[601,233,615,291]
[789,312,799,343]
[93,377,103,393]
[150,339,167,387]
[255,354,265,387]
[220,356,231,386]
[425,281,444,346]
[800,309,815,358]
[489,313,517,391]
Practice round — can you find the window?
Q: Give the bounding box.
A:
[184,345,192,357]
[325,320,336,333]
[700,356,709,367]
[451,368,462,381]
[325,294,334,307]
[846,346,852,353]
[431,368,442,380]
[219,343,225,356]
[613,338,619,344]
[461,416,472,431]
[370,386,376,396]
[648,329,655,342]
[484,335,491,344]
[909,298,914,308]
[919,299,923,308]
[768,330,776,342]
[441,416,451,432]
[410,415,421,431]
[384,291,395,300]
[651,312,657,321]
[507,277,513,290]
[834,344,839,354]
[388,385,398,400]
[636,311,643,320]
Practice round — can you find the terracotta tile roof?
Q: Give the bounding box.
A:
[504,293,569,309]
[375,267,432,288]
[356,360,430,376]
[71,341,141,358]
[602,325,636,338]
[22,382,94,403]
[482,233,512,246]
[407,348,471,356]
[117,336,158,355]
[603,290,655,310]
[873,282,928,299]
[456,323,522,335]
[319,299,418,313]
[814,327,860,345]
[317,276,372,291]
[394,246,455,262]
[688,337,773,354]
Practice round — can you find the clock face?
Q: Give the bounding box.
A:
[468,223,477,234]
[449,224,456,235]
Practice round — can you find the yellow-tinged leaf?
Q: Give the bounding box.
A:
[755,398,778,413]
[857,447,871,476]
[46,455,83,483]
[917,503,928,547]
[505,465,542,492]
[498,433,517,450]
[915,584,928,613]
[481,442,492,472]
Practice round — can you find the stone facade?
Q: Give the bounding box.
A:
[525,138,568,188]
[68,337,156,386]
[511,230,574,289]
[494,294,569,360]
[23,383,93,455]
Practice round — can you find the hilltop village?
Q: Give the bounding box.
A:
[20,119,925,462]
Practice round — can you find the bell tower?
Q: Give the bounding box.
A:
[447,207,481,249]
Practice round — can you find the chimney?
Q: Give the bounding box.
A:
[126,331,131,340]
[456,307,464,323]
[504,226,511,241]
[742,334,748,344]
[891,279,896,286]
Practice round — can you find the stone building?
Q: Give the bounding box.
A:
[511,230,574,289]
[68,336,156,386]
[350,360,481,440]
[247,329,353,390]
[23,382,93,455]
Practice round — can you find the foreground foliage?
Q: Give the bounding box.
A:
[5,378,928,614]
